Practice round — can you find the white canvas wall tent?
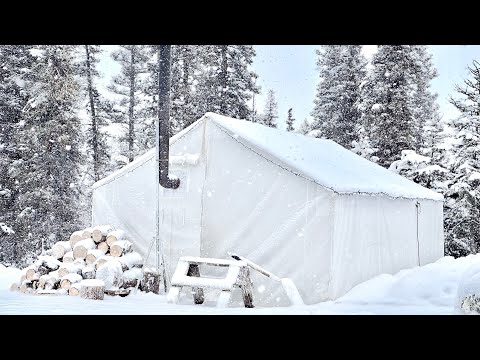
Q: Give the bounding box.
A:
[92,112,444,306]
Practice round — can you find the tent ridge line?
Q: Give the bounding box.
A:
[92,120,203,190]
[210,121,443,203]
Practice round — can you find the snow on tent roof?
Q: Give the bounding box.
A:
[93,112,443,201]
[206,112,443,201]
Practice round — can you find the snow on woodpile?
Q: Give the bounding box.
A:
[206,113,443,201]
[10,225,157,299]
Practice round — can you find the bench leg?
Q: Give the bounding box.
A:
[167,286,181,304]
[241,269,254,308]
[217,290,231,308]
[187,264,205,304]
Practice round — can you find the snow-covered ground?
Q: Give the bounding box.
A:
[1,255,479,314]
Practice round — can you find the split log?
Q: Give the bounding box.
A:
[73,258,86,268]
[36,255,61,271]
[38,274,51,289]
[95,255,114,270]
[80,279,105,300]
[20,280,34,294]
[82,265,96,280]
[118,252,143,270]
[45,278,60,291]
[69,231,83,248]
[97,242,109,254]
[122,268,142,289]
[73,238,96,260]
[60,273,83,290]
[110,240,133,257]
[37,290,58,296]
[86,249,105,265]
[105,288,130,297]
[95,259,123,289]
[92,225,113,243]
[106,230,126,246]
[81,227,94,240]
[10,282,20,292]
[141,268,161,294]
[69,283,82,296]
[63,251,75,263]
[51,241,72,260]
[25,266,38,281]
[58,263,83,278]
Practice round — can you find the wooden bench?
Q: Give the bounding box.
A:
[167,256,254,308]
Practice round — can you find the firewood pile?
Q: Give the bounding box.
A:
[10,225,161,300]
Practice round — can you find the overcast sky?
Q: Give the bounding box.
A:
[253,45,480,130]
[98,45,480,130]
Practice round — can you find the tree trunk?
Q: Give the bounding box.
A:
[69,231,83,248]
[122,267,142,288]
[58,263,83,278]
[92,225,113,243]
[219,45,228,114]
[73,238,96,259]
[80,279,105,300]
[141,269,161,294]
[51,241,72,260]
[85,45,100,182]
[69,283,81,296]
[95,259,123,289]
[60,273,83,290]
[95,255,114,270]
[63,251,75,263]
[118,251,142,270]
[128,48,135,163]
[82,265,96,279]
[97,241,109,254]
[106,230,126,246]
[81,227,94,240]
[110,240,133,257]
[86,249,105,265]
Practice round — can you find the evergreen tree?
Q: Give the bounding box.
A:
[297,118,312,135]
[261,89,278,128]
[410,46,440,151]
[0,45,35,265]
[78,45,112,182]
[13,45,83,265]
[196,45,259,119]
[286,108,295,132]
[444,60,480,256]
[311,45,366,148]
[361,45,417,167]
[109,45,150,164]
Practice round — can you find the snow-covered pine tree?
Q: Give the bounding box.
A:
[109,45,150,164]
[445,60,480,256]
[286,108,295,132]
[361,45,417,167]
[196,45,259,120]
[143,45,201,140]
[77,45,112,182]
[297,118,312,135]
[13,45,83,265]
[0,45,35,265]
[311,45,366,148]
[261,89,278,128]
[410,46,440,152]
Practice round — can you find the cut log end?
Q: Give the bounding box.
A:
[80,280,105,300]
[97,242,109,254]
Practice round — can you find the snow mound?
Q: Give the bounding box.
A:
[454,259,480,314]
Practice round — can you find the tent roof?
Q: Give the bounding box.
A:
[207,113,443,201]
[93,112,443,201]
